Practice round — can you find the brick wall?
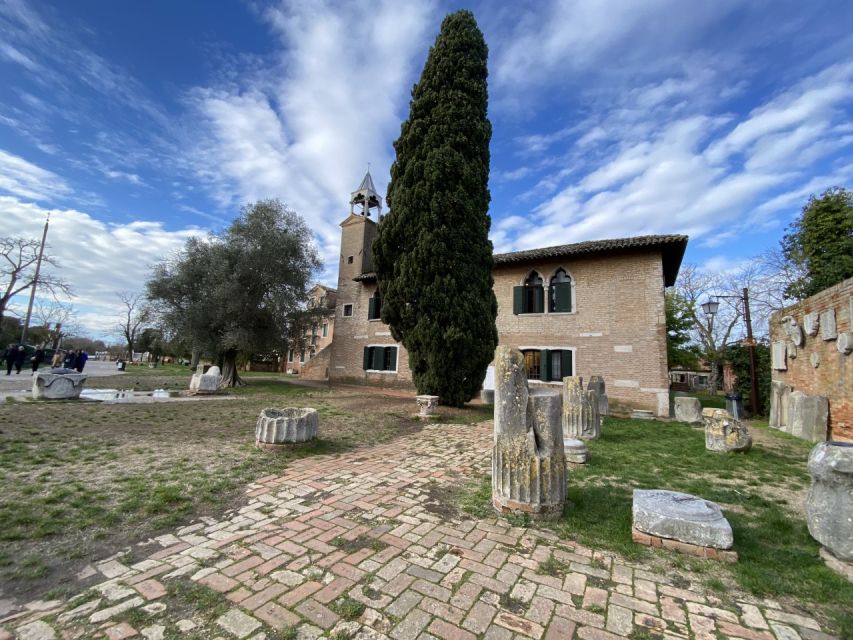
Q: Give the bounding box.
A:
[769,277,853,441]
[330,215,413,390]
[493,253,670,415]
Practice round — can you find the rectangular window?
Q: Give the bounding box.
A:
[287,349,293,362]
[322,323,328,337]
[550,283,572,312]
[343,304,353,317]
[362,345,398,372]
[368,295,382,320]
[299,350,305,363]
[523,350,541,380]
[523,348,573,381]
[513,286,545,314]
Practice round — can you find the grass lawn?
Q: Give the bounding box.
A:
[462,417,853,637]
[1,373,476,601]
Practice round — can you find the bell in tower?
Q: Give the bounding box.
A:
[350,169,383,218]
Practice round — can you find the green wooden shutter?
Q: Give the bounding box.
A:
[553,282,572,312]
[362,346,370,370]
[371,346,384,371]
[540,349,551,381]
[368,297,377,320]
[513,286,523,314]
[560,350,573,379]
[386,346,397,371]
[534,286,545,313]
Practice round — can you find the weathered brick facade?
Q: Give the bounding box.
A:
[288,284,335,374]
[769,277,853,441]
[329,211,684,416]
[492,253,670,414]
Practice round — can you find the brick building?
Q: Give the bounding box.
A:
[769,276,853,441]
[286,284,336,376]
[328,172,688,416]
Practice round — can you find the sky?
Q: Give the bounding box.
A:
[1,0,851,340]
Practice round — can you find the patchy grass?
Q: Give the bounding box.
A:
[462,416,853,637]
[0,375,422,600]
[330,596,367,620]
[537,553,570,577]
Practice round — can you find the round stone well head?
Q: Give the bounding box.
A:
[256,407,318,447]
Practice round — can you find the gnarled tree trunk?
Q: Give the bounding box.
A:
[220,348,245,387]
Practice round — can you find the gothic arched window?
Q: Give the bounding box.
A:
[513,271,544,314]
[549,269,573,312]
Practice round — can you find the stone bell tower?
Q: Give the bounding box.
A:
[339,170,381,283]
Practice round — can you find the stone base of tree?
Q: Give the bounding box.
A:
[255,440,313,452]
[631,528,738,562]
[819,548,853,582]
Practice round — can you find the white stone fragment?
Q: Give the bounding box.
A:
[256,407,318,445]
[820,309,837,341]
[803,312,820,336]
[32,370,87,400]
[216,607,262,638]
[632,489,733,549]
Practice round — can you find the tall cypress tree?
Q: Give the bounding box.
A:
[373,10,497,407]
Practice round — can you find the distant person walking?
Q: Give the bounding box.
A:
[31,346,45,373]
[51,350,63,368]
[75,350,88,373]
[3,344,16,375]
[13,345,26,374]
[62,350,75,369]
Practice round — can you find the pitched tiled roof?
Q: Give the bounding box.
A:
[355,234,688,287]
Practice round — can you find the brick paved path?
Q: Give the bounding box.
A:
[0,421,837,640]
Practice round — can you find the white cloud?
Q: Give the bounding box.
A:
[0,149,72,201]
[1,196,203,339]
[185,0,435,283]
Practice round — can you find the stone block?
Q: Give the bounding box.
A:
[803,312,819,336]
[189,366,221,394]
[632,489,733,549]
[492,347,566,518]
[806,442,853,562]
[820,309,837,341]
[415,395,439,417]
[782,316,804,346]
[768,381,792,430]
[837,332,853,355]
[771,342,787,370]
[32,369,87,400]
[256,407,318,447]
[563,438,589,464]
[562,377,600,440]
[788,392,829,442]
[702,408,752,452]
[673,397,702,424]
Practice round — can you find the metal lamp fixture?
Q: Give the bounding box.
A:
[701,300,720,316]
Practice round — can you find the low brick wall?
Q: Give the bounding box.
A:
[300,346,331,381]
[769,277,853,441]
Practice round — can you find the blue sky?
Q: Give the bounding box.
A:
[1,0,851,338]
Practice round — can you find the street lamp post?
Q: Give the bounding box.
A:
[701,287,760,416]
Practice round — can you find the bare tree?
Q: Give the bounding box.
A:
[677,264,744,393]
[116,292,152,360]
[32,300,78,349]
[1,236,71,323]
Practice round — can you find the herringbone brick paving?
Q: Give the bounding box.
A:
[1,421,837,640]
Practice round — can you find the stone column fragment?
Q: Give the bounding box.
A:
[562,376,600,440]
[492,347,566,518]
[768,381,792,430]
[806,442,853,564]
[587,375,609,417]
